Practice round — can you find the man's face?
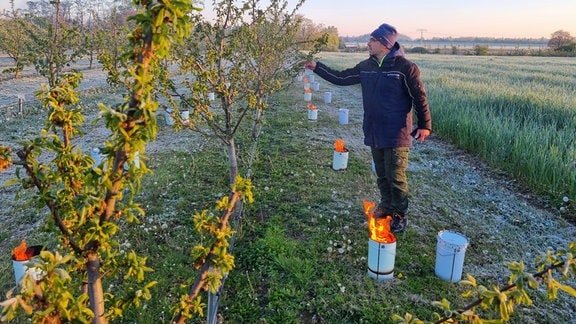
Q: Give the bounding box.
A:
[368,37,389,58]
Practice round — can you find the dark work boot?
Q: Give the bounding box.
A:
[391,212,407,233]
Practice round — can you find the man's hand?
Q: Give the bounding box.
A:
[413,129,431,143]
[304,61,316,70]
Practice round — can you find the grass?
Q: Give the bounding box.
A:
[420,55,576,220]
[1,54,575,323]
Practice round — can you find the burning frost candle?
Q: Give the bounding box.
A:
[332,139,349,170]
[307,102,318,121]
[12,240,44,285]
[304,88,312,102]
[363,200,397,280]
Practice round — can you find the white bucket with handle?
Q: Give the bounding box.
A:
[434,230,469,282]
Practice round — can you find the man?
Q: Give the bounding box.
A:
[305,23,431,233]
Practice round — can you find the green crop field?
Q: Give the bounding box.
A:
[317,52,576,219]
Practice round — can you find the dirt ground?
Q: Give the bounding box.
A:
[1,56,575,321]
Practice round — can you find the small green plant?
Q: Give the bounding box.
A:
[172,176,254,323]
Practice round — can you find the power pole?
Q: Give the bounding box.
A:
[417,28,427,41]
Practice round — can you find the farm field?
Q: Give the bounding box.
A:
[0,53,575,323]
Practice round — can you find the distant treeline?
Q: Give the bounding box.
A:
[342,34,548,45]
[339,33,566,56]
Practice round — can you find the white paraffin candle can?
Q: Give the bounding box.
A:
[367,239,396,280]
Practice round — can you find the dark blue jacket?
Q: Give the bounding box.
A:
[313,44,431,148]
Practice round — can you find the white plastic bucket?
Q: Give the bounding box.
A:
[180,110,190,122]
[339,109,349,125]
[304,92,312,102]
[308,109,317,121]
[165,109,174,126]
[367,239,396,280]
[12,245,43,285]
[312,82,320,91]
[308,75,315,83]
[208,92,215,101]
[91,148,103,169]
[13,260,28,285]
[324,92,332,104]
[133,151,141,169]
[332,150,348,170]
[435,230,469,282]
[124,151,141,170]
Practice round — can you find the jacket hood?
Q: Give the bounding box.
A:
[371,42,404,67]
[385,42,404,60]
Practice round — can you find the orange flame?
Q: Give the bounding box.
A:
[303,77,309,83]
[334,139,347,153]
[305,88,312,93]
[12,240,30,261]
[363,200,396,243]
[307,102,317,110]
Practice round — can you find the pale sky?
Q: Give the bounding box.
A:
[296,0,576,39]
[3,0,575,39]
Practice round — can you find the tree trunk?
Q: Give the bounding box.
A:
[87,252,108,324]
[226,138,239,185]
